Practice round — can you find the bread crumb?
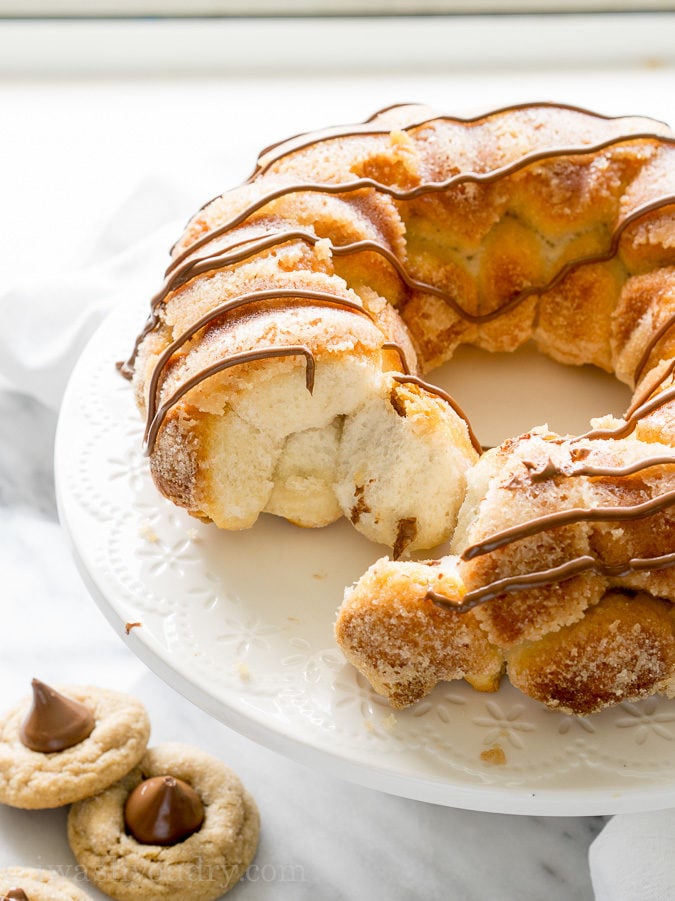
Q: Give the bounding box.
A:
[186,528,199,541]
[125,621,142,635]
[364,719,375,732]
[480,746,507,766]
[138,521,158,542]
[315,238,332,264]
[236,661,251,681]
[381,713,397,731]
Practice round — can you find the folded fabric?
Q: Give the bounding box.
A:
[589,807,675,900]
[0,175,193,409]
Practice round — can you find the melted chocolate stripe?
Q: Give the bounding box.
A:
[167,227,486,327]
[579,384,675,441]
[341,199,675,326]
[524,454,675,481]
[145,346,315,454]
[331,238,487,323]
[249,112,434,181]
[633,311,675,384]
[625,358,675,417]
[427,552,675,612]
[391,374,482,454]
[166,228,492,326]
[132,116,675,457]
[169,132,675,275]
[570,454,675,478]
[252,101,669,179]
[461,487,675,560]
[130,206,675,386]
[145,288,376,438]
[160,230,294,294]
[176,191,675,334]
[366,99,670,127]
[123,229,323,376]
[382,342,411,374]
[128,103,675,612]
[162,228,314,286]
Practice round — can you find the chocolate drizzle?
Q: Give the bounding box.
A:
[461,488,675,560]
[19,679,94,753]
[125,101,675,607]
[121,247,378,379]
[122,182,675,383]
[1,890,29,900]
[167,136,675,277]
[391,374,482,454]
[143,286,374,448]
[428,552,675,613]
[427,448,675,613]
[578,384,675,441]
[128,109,675,447]
[146,345,315,452]
[564,453,675,479]
[625,358,675,418]
[633,310,675,384]
[524,458,560,482]
[249,100,671,179]
[504,448,675,488]
[381,341,411,374]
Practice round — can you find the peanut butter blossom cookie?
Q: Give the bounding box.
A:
[67,742,260,901]
[0,680,150,808]
[0,866,91,900]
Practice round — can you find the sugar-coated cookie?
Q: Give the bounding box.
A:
[0,681,150,809]
[67,742,260,901]
[0,866,91,900]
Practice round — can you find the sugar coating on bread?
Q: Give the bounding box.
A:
[507,591,675,714]
[336,556,504,708]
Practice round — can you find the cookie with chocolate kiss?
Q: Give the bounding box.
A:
[0,680,150,808]
[68,742,259,901]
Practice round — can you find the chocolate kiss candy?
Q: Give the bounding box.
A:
[19,679,95,753]
[124,775,205,845]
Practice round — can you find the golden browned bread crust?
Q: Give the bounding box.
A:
[125,102,675,713]
[507,591,675,715]
[335,557,504,708]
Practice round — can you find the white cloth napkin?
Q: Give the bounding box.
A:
[0,175,192,408]
[2,173,674,901]
[589,808,675,901]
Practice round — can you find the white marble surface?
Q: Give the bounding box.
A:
[2,16,675,897]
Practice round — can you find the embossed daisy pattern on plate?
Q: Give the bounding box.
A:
[408,690,467,723]
[615,698,675,746]
[217,612,285,658]
[55,297,675,814]
[108,444,148,495]
[549,711,596,736]
[473,700,536,750]
[326,665,427,749]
